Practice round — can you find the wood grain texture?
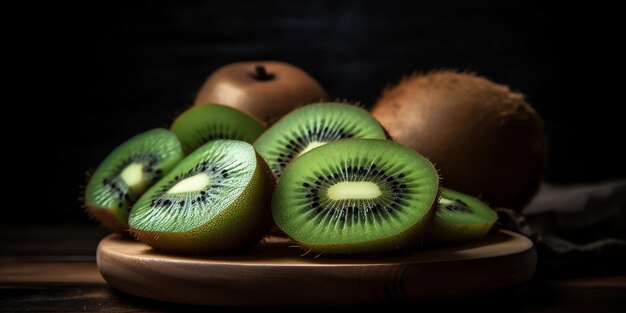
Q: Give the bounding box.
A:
[3,224,624,312]
[0,262,104,284]
[97,229,536,306]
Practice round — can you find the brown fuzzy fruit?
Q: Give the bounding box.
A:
[193,61,327,125]
[372,71,547,210]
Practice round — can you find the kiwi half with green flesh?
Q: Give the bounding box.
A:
[426,188,498,244]
[85,129,183,232]
[254,102,387,178]
[272,139,440,254]
[171,104,265,154]
[129,140,274,254]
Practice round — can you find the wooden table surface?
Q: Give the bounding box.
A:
[1,224,625,312]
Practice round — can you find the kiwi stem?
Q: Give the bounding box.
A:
[251,65,275,81]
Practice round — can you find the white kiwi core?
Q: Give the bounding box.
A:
[119,163,144,187]
[327,181,382,200]
[167,173,211,194]
[297,141,328,157]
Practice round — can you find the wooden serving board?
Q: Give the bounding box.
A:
[96,229,535,306]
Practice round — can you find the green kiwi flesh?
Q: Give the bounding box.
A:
[129,140,274,254]
[426,188,498,244]
[171,104,265,154]
[272,139,440,254]
[85,128,183,232]
[254,102,387,178]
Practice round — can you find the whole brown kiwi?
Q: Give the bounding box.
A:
[372,70,547,210]
[193,61,327,125]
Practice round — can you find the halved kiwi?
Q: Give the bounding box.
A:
[254,102,387,179]
[171,104,265,154]
[129,140,274,254]
[426,188,498,244]
[272,139,440,254]
[85,129,183,232]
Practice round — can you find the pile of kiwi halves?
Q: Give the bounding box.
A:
[84,66,525,256]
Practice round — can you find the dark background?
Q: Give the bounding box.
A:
[9,0,625,224]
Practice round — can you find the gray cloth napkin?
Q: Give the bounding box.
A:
[497,179,626,277]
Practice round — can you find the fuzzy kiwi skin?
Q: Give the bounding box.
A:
[193,61,327,125]
[372,70,547,210]
[86,205,128,233]
[130,153,275,254]
[426,222,495,245]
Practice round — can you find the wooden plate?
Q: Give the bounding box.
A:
[96,229,535,306]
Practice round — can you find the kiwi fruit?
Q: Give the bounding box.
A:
[254,102,387,178]
[372,70,547,210]
[272,139,440,254]
[171,104,264,154]
[85,129,183,232]
[426,188,498,244]
[193,61,327,125]
[129,139,274,254]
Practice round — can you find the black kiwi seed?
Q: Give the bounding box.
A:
[254,103,389,180]
[442,199,472,213]
[456,199,469,207]
[294,165,414,223]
